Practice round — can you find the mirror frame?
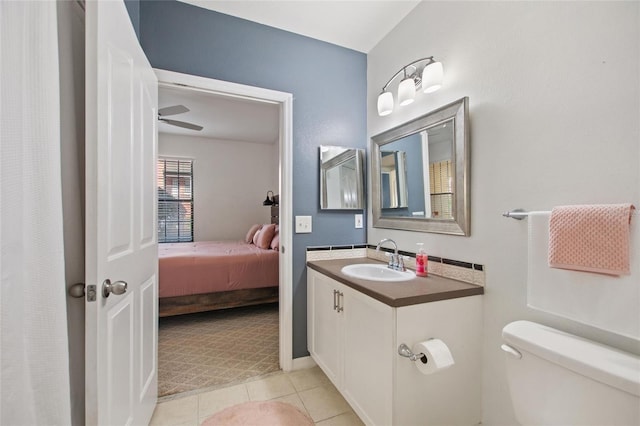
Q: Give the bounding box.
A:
[371,97,470,235]
[319,146,365,210]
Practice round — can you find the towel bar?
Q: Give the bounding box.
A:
[502,209,530,220]
[503,209,638,220]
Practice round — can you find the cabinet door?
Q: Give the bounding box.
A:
[307,269,342,387]
[341,285,394,426]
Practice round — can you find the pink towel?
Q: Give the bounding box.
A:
[548,204,635,275]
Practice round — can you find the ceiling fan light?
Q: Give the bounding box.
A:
[377,91,394,116]
[398,77,416,106]
[422,61,443,94]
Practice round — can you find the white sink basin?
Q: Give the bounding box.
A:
[341,263,415,282]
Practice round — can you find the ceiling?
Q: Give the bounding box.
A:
[158,84,280,144]
[161,1,419,144]
[179,0,420,53]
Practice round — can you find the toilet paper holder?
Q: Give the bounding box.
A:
[398,343,428,363]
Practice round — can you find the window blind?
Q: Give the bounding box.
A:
[157,158,193,243]
[429,159,453,219]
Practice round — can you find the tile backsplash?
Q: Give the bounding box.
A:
[305,244,485,287]
[306,245,367,261]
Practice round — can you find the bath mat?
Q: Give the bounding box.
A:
[201,401,314,426]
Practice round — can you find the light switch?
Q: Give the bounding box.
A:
[355,214,363,229]
[295,215,312,233]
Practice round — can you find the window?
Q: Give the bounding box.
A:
[429,159,453,220]
[157,158,193,243]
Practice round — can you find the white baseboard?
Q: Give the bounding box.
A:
[290,356,317,371]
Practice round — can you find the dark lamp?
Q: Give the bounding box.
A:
[263,190,275,206]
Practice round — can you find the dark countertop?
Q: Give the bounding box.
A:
[307,257,484,308]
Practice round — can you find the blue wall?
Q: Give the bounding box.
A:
[138,1,367,358]
[380,134,425,217]
[124,0,140,39]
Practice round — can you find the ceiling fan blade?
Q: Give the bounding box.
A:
[158,105,190,117]
[159,118,203,131]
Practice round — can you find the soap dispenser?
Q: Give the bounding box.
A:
[416,243,428,277]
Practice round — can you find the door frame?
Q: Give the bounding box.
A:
[154,69,294,371]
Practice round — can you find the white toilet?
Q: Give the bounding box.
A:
[501,320,640,425]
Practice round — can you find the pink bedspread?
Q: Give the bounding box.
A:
[158,241,279,298]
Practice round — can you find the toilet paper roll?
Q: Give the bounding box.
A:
[412,339,455,375]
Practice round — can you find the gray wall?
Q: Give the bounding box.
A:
[158,133,279,241]
[368,2,639,424]
[138,1,367,358]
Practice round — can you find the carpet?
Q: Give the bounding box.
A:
[201,401,314,426]
[158,303,279,397]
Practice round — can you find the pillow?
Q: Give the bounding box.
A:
[255,224,276,249]
[252,227,261,245]
[245,224,262,244]
[270,232,280,251]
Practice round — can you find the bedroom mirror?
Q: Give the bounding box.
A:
[320,146,365,210]
[371,97,470,235]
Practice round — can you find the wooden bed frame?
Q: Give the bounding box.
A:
[159,286,279,317]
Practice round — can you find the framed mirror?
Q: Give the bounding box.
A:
[320,146,365,210]
[371,97,469,235]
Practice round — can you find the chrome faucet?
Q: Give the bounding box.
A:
[376,238,405,271]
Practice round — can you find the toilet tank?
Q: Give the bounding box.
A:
[502,320,640,426]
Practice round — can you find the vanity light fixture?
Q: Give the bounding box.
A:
[377,57,444,116]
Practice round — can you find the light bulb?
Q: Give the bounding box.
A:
[398,77,416,106]
[377,91,394,116]
[422,61,443,93]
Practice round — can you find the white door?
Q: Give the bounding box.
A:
[85,1,158,425]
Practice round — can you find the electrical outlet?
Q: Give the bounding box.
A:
[295,215,312,233]
[355,214,363,229]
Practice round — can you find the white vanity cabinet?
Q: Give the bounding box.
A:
[307,265,483,426]
[306,267,342,385]
[307,268,394,426]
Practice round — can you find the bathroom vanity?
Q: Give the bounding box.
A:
[307,257,484,426]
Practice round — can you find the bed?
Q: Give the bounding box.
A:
[158,227,279,317]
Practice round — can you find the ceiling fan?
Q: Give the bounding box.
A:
[158,105,203,131]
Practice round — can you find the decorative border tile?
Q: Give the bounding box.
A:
[306,245,367,261]
[442,264,475,283]
[442,258,474,269]
[306,246,331,252]
[365,247,389,262]
[473,268,486,286]
[429,260,444,277]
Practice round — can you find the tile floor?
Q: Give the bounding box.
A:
[150,366,364,426]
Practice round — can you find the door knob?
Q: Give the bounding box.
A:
[102,279,128,298]
[68,283,85,298]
